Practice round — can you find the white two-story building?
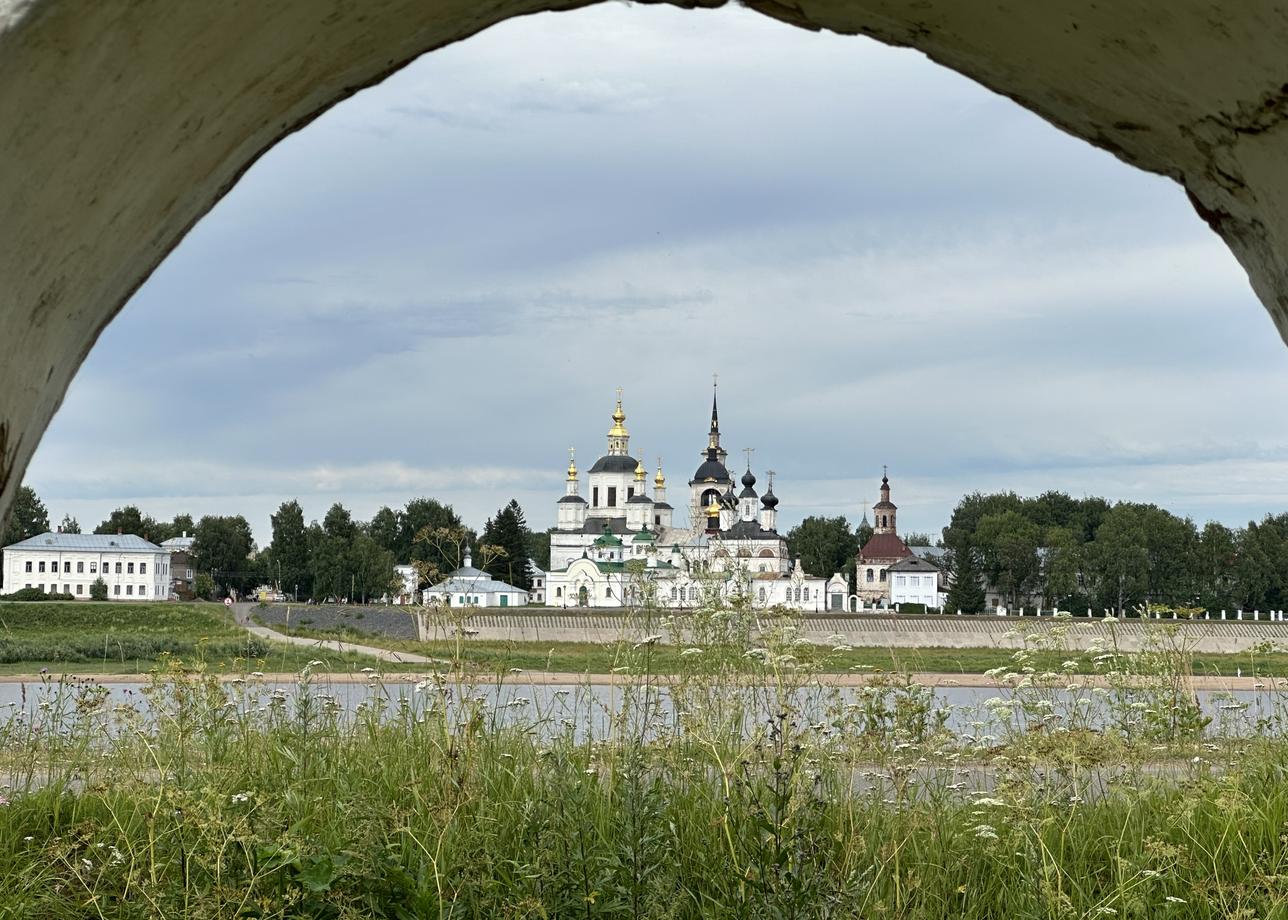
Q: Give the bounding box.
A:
[2,532,171,600]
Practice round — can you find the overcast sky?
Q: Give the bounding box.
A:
[23,3,1288,545]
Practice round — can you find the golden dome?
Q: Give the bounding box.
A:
[705,498,721,517]
[654,459,665,488]
[634,457,646,480]
[607,393,629,439]
[567,447,577,480]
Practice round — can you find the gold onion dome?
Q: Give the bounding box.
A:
[608,399,629,438]
[706,497,722,517]
[567,459,577,481]
[654,460,665,488]
[635,457,646,480]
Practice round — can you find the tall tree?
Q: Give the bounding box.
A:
[479,499,533,590]
[1085,504,1150,614]
[786,516,858,580]
[368,506,401,557]
[269,500,311,600]
[399,498,468,572]
[351,531,398,603]
[95,505,163,541]
[944,544,986,613]
[169,514,195,538]
[974,510,1043,610]
[530,527,554,572]
[311,503,357,601]
[192,515,255,593]
[2,486,48,547]
[1196,521,1238,611]
[58,513,81,534]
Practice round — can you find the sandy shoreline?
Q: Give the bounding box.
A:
[1,670,1283,691]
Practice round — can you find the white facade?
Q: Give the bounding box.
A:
[2,533,170,600]
[888,556,946,609]
[392,565,419,605]
[423,555,529,608]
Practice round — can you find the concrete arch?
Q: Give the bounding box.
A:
[4,1,1288,523]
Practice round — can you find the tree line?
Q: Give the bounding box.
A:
[0,485,546,601]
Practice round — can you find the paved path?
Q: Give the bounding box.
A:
[231,603,439,665]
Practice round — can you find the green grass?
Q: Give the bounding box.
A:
[268,619,1288,677]
[0,621,1285,917]
[0,602,401,675]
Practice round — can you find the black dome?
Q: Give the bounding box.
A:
[588,455,638,474]
[741,468,756,488]
[761,489,779,510]
[692,459,731,483]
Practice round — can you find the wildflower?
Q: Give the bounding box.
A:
[971,824,999,840]
[414,680,429,693]
[633,635,663,649]
[1165,896,1187,904]
[231,792,250,804]
[308,659,324,667]
[509,667,523,673]
[680,647,703,657]
[361,667,376,673]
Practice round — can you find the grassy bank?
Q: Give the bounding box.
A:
[266,618,1288,677]
[0,602,396,675]
[0,611,1286,917]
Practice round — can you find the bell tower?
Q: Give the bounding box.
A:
[873,467,897,534]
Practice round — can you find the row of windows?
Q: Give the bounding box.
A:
[863,569,888,583]
[23,559,165,576]
[894,575,934,587]
[25,583,163,597]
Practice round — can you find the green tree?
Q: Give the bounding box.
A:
[786,516,858,581]
[903,531,933,547]
[1041,526,1082,609]
[193,573,214,601]
[1085,504,1150,614]
[269,500,311,600]
[192,515,255,593]
[399,498,468,571]
[530,527,554,572]
[351,531,398,603]
[974,510,1043,610]
[311,503,357,601]
[89,577,108,601]
[1196,520,1238,611]
[944,544,986,613]
[368,506,401,557]
[3,485,49,546]
[95,506,165,541]
[58,513,81,534]
[480,499,533,590]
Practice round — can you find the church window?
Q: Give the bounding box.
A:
[866,569,874,583]
[879,570,887,582]
[759,564,767,572]
[592,487,599,506]
[608,487,617,507]
[655,515,661,525]
[802,587,809,601]
[556,587,562,598]
[606,587,613,599]
[882,515,888,528]
[758,587,766,602]
[627,486,634,500]
[671,586,677,600]
[688,586,697,601]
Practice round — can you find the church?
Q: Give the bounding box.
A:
[544,385,848,610]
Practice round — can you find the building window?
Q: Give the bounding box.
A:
[866,568,874,583]
[879,570,886,582]
[758,587,766,602]
[24,561,31,573]
[655,515,661,526]
[76,561,83,573]
[555,587,562,598]
[127,562,134,574]
[114,585,121,596]
[688,586,697,601]
[37,584,43,592]
[38,561,45,573]
[76,584,83,594]
[90,562,97,574]
[592,487,599,506]
[140,562,146,575]
[627,486,634,500]
[608,487,617,507]
[115,563,122,574]
[670,586,678,600]
[606,588,613,599]
[126,585,133,596]
[802,587,809,601]
[63,561,70,573]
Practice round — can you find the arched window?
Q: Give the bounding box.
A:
[866,569,874,583]
[606,587,613,599]
[555,587,562,598]
[879,570,887,582]
[881,515,888,528]
[689,586,698,601]
[670,586,678,600]
[758,587,766,602]
[758,549,774,558]
[802,587,809,601]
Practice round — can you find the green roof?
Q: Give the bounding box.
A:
[632,529,656,542]
[593,526,623,547]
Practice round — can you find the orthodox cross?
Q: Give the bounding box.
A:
[766,469,776,490]
[712,372,718,389]
[616,386,623,403]
[568,446,575,463]
[743,446,755,470]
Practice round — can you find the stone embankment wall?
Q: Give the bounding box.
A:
[260,605,1288,654]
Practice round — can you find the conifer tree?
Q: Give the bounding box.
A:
[945,542,986,613]
[480,499,533,590]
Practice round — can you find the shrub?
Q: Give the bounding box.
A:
[0,588,74,602]
[89,578,108,601]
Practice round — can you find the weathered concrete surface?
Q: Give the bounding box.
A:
[410,610,1288,654]
[4,2,1288,526]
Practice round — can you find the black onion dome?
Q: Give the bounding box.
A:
[692,457,731,483]
[761,489,779,510]
[588,455,639,474]
[741,468,756,488]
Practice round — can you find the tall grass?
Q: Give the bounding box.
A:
[0,611,1285,916]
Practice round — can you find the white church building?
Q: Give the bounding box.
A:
[545,386,846,611]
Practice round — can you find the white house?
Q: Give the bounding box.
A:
[528,561,546,605]
[2,532,170,601]
[888,555,946,609]
[392,564,419,605]
[423,554,529,608]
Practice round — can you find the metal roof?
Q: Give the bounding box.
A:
[4,532,164,553]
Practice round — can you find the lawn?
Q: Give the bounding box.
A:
[263,619,1288,677]
[0,602,400,674]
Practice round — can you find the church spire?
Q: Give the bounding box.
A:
[606,388,630,456]
[707,373,720,452]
